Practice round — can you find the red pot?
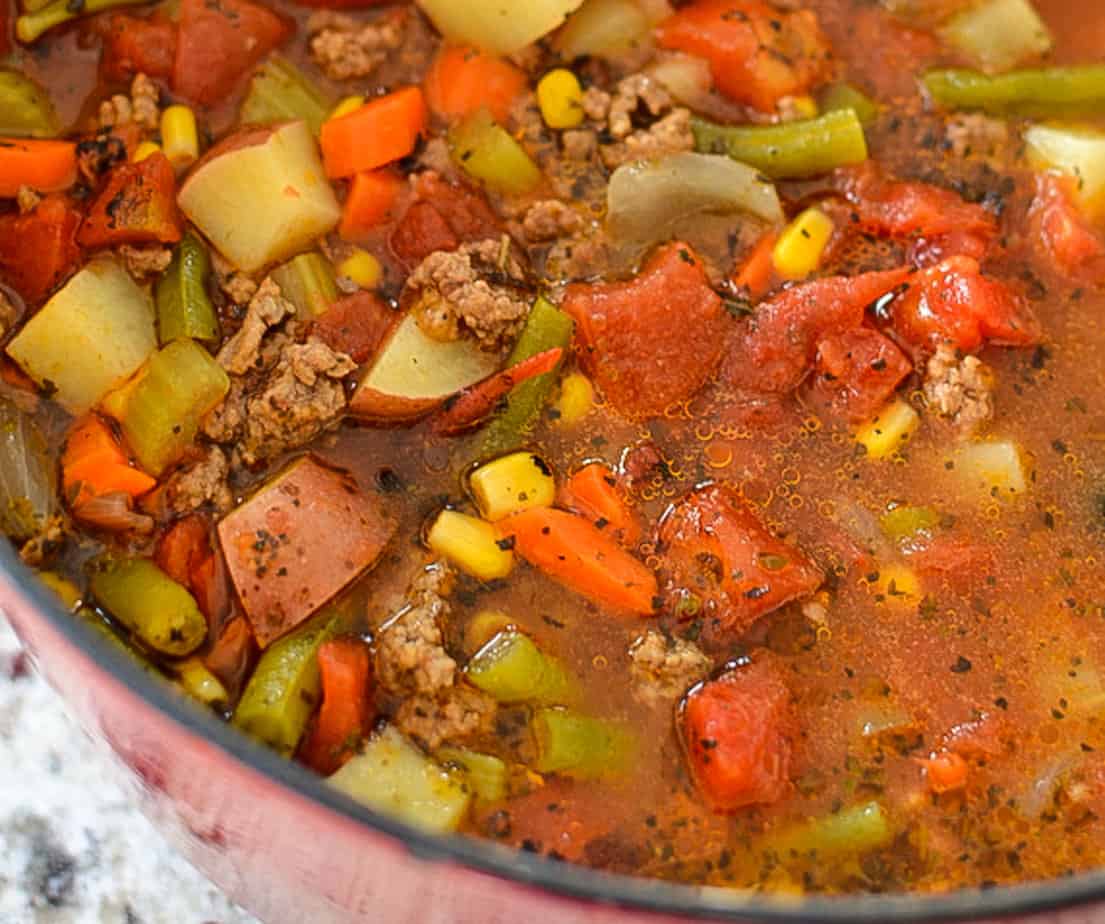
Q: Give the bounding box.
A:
[5,545,1105,924]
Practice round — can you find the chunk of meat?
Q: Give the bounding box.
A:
[682,657,795,811]
[162,445,233,517]
[0,194,81,305]
[629,630,711,706]
[217,456,394,647]
[394,684,496,751]
[1028,173,1105,283]
[211,250,258,306]
[579,75,695,170]
[944,113,1010,162]
[216,277,295,375]
[307,9,404,81]
[807,327,913,424]
[98,73,162,132]
[922,342,994,436]
[406,238,530,352]
[78,152,181,248]
[118,243,173,279]
[390,172,503,268]
[600,109,695,170]
[563,242,726,417]
[520,199,584,243]
[376,562,457,697]
[657,484,822,644]
[722,267,911,394]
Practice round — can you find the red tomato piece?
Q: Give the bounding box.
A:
[656,0,830,113]
[657,484,822,642]
[312,290,397,364]
[0,194,82,305]
[807,327,913,423]
[299,638,373,775]
[682,658,795,811]
[1028,173,1105,283]
[78,152,182,248]
[100,14,178,82]
[562,242,726,417]
[389,173,502,268]
[172,0,291,105]
[155,514,210,590]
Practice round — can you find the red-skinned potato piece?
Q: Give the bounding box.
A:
[312,290,397,364]
[807,327,913,424]
[562,242,726,418]
[100,13,178,82]
[390,173,502,268]
[172,0,291,106]
[0,194,81,306]
[1029,173,1105,282]
[682,657,795,811]
[217,456,395,648]
[78,152,181,248]
[657,484,821,643]
[656,0,830,113]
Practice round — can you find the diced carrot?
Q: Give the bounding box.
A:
[916,751,968,794]
[155,514,210,589]
[731,230,778,299]
[424,45,528,124]
[0,138,77,198]
[497,507,658,615]
[339,169,404,241]
[559,462,641,546]
[320,87,427,179]
[300,638,373,775]
[62,416,156,509]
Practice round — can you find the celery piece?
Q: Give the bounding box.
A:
[329,725,472,832]
[692,109,868,180]
[270,251,339,319]
[766,801,892,860]
[89,557,207,657]
[818,82,879,126]
[923,66,1105,118]
[437,746,508,803]
[17,0,150,43]
[448,109,542,196]
[940,0,1051,75]
[879,505,938,543]
[119,339,229,476]
[465,629,577,705]
[156,231,219,345]
[531,707,635,779]
[480,297,573,457]
[240,57,332,137]
[0,70,59,137]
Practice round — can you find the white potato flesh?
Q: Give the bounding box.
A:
[7,258,156,415]
[416,0,585,55]
[1025,123,1105,222]
[178,120,341,273]
[954,439,1029,496]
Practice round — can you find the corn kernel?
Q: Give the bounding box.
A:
[552,372,593,425]
[337,249,382,289]
[330,95,365,122]
[426,509,514,581]
[37,571,81,611]
[160,105,199,172]
[772,207,835,280]
[537,69,585,130]
[132,141,162,163]
[854,398,919,460]
[465,609,514,653]
[783,94,819,121]
[468,452,556,521]
[866,562,922,609]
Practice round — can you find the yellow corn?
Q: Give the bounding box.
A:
[865,563,922,610]
[854,398,919,460]
[329,95,365,122]
[468,452,556,522]
[174,657,229,707]
[426,509,514,581]
[783,94,819,121]
[536,69,585,130]
[465,609,514,653]
[772,207,835,280]
[160,105,199,172]
[132,140,162,163]
[552,372,594,425]
[337,249,382,289]
[37,571,81,611]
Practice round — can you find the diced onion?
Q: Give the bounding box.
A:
[0,398,54,542]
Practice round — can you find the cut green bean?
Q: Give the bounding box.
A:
[818,83,879,126]
[765,801,893,860]
[0,70,59,137]
[17,0,151,43]
[240,57,332,137]
[531,707,635,779]
[465,629,577,705]
[156,231,219,345]
[437,746,508,802]
[270,251,338,319]
[692,109,868,180]
[923,66,1105,118]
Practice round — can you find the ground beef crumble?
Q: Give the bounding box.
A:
[923,342,995,436]
[519,199,585,243]
[307,10,404,81]
[629,630,711,706]
[376,562,457,697]
[211,251,259,307]
[216,278,295,375]
[98,73,160,132]
[118,243,172,280]
[162,445,233,517]
[395,685,496,751]
[16,186,40,215]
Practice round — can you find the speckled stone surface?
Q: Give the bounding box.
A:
[0,615,259,924]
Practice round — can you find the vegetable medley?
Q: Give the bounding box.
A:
[4,0,1105,896]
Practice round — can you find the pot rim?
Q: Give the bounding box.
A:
[11,541,1105,924]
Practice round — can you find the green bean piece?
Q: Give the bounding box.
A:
[437,746,508,803]
[0,70,59,137]
[156,231,219,345]
[879,505,938,543]
[89,558,207,657]
[765,801,892,860]
[464,629,578,705]
[17,0,151,43]
[818,83,879,126]
[480,296,573,457]
[692,109,869,180]
[531,707,635,779]
[240,57,333,137]
[923,66,1105,118]
[270,251,339,319]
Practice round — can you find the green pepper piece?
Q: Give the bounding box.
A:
[17,0,150,43]
[448,109,542,196]
[480,296,573,457]
[89,558,207,657]
[270,251,339,319]
[923,66,1105,118]
[240,57,333,137]
[692,108,868,180]
[879,505,938,543]
[156,231,219,345]
[765,801,892,860]
[531,707,635,779]
[818,83,879,126]
[0,70,59,137]
[465,629,578,705]
[437,746,508,803]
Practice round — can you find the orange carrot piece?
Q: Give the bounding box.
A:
[497,507,658,615]
[155,513,209,589]
[560,462,641,546]
[300,638,373,775]
[424,45,528,124]
[917,751,968,794]
[320,87,427,179]
[339,169,404,241]
[62,416,155,508]
[0,139,77,198]
[732,230,778,299]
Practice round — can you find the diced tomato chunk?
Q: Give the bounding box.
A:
[682,658,795,811]
[656,0,830,112]
[100,14,178,82]
[1029,173,1105,282]
[563,242,726,417]
[312,290,397,364]
[299,638,373,775]
[172,0,291,105]
[389,173,501,268]
[78,152,181,248]
[807,327,913,423]
[657,484,821,643]
[155,514,210,590]
[0,194,82,305]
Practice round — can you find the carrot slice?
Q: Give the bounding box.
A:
[62,416,156,508]
[0,138,77,197]
[300,638,373,775]
[732,230,778,299]
[339,169,404,241]
[424,45,528,124]
[497,507,658,615]
[320,87,427,179]
[559,462,641,546]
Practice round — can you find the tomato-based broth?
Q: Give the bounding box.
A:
[4,0,1105,897]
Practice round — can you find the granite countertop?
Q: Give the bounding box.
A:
[0,615,259,924]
